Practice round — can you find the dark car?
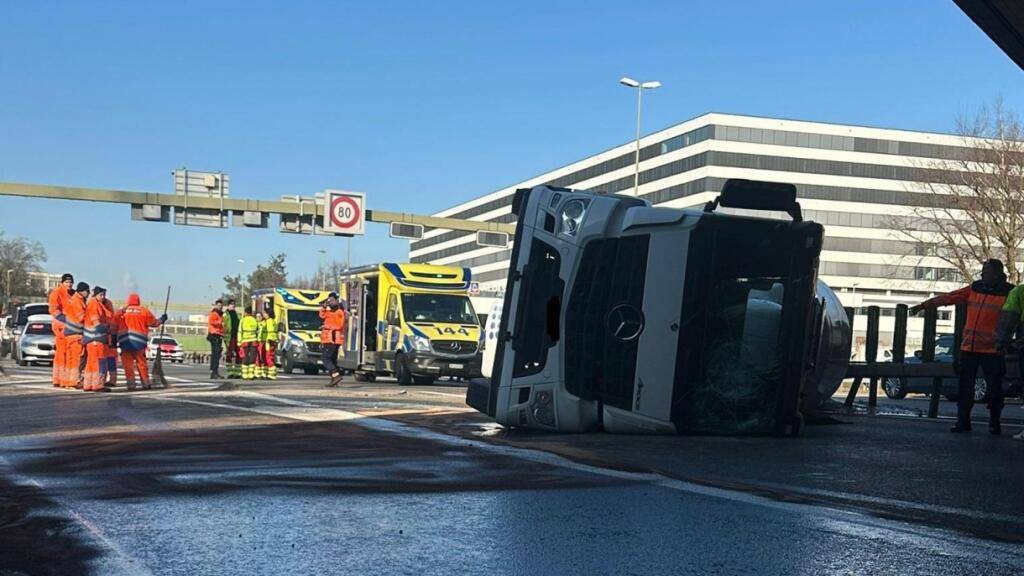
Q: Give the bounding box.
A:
[883,334,1023,401]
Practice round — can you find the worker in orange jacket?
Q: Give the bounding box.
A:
[63,282,90,389]
[207,299,225,379]
[83,286,112,392]
[117,293,167,391]
[47,273,75,387]
[319,292,347,388]
[911,259,1014,434]
[103,298,120,387]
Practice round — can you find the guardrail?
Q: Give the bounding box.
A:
[843,303,967,418]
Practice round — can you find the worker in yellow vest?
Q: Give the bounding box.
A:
[262,308,279,380]
[238,307,260,381]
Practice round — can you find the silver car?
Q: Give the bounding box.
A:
[15,314,55,366]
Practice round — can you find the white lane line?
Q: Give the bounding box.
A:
[146,388,1024,565]
[0,455,155,576]
[416,390,467,399]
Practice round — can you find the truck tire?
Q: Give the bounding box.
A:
[354,372,376,383]
[395,354,413,385]
[413,376,436,385]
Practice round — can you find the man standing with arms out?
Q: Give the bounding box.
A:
[996,283,1024,441]
[222,299,241,379]
[262,306,278,381]
[63,282,90,389]
[207,299,224,379]
[911,259,1014,434]
[117,293,167,391]
[238,306,259,381]
[83,286,112,392]
[47,273,74,387]
[319,292,346,388]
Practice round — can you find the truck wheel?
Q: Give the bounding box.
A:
[354,372,377,383]
[882,377,908,400]
[973,378,989,402]
[413,376,436,385]
[282,357,295,374]
[395,354,413,385]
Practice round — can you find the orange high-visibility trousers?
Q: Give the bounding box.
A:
[84,342,106,391]
[121,349,149,389]
[64,336,84,388]
[52,334,66,386]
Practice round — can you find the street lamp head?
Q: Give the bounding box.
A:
[619,77,640,88]
[641,81,662,90]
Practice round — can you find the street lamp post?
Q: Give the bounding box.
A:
[317,249,328,290]
[3,269,12,315]
[619,76,662,196]
[236,258,246,307]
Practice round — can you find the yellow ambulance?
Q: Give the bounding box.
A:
[340,263,482,384]
[252,287,333,375]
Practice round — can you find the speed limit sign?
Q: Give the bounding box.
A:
[323,190,365,235]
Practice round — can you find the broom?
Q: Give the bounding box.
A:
[150,286,171,389]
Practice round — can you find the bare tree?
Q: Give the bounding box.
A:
[0,231,48,314]
[291,260,350,291]
[891,100,1024,283]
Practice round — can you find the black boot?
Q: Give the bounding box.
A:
[951,423,972,433]
[324,372,342,388]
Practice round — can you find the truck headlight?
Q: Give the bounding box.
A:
[412,335,431,352]
[559,199,588,237]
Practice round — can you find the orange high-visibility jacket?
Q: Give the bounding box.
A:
[48,286,71,335]
[64,293,87,338]
[208,309,224,336]
[921,280,1014,353]
[84,298,112,344]
[118,305,161,352]
[319,307,347,345]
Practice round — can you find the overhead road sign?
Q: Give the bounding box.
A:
[173,168,229,228]
[389,222,424,240]
[323,189,365,236]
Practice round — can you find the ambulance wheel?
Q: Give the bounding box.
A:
[395,354,413,385]
[413,376,436,385]
[354,372,376,383]
[303,366,319,375]
[282,357,295,374]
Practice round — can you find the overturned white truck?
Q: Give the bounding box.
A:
[466,179,851,435]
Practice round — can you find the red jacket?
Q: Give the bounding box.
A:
[84,298,112,344]
[118,305,161,352]
[922,280,1014,353]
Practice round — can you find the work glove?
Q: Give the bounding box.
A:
[159,313,168,323]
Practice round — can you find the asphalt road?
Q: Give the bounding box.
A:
[0,360,1022,576]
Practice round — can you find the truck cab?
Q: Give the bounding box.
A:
[253,288,333,375]
[467,179,832,435]
[341,263,482,384]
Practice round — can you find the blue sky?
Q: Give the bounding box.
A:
[2,0,1023,303]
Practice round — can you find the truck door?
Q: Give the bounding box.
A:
[341,277,367,369]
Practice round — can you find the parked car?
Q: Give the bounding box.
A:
[14,314,55,366]
[146,336,184,363]
[0,315,12,358]
[883,334,1023,401]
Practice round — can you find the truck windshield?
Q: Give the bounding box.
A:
[401,294,477,324]
[287,309,322,331]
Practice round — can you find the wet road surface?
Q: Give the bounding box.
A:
[1,361,1022,575]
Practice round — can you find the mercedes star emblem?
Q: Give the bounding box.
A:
[606,304,645,342]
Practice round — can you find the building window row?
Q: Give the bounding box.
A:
[820,261,962,282]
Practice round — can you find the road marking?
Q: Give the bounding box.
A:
[0,455,155,576]
[143,385,1024,564]
[416,390,467,399]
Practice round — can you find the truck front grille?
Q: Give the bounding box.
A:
[564,235,650,411]
[432,340,478,355]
